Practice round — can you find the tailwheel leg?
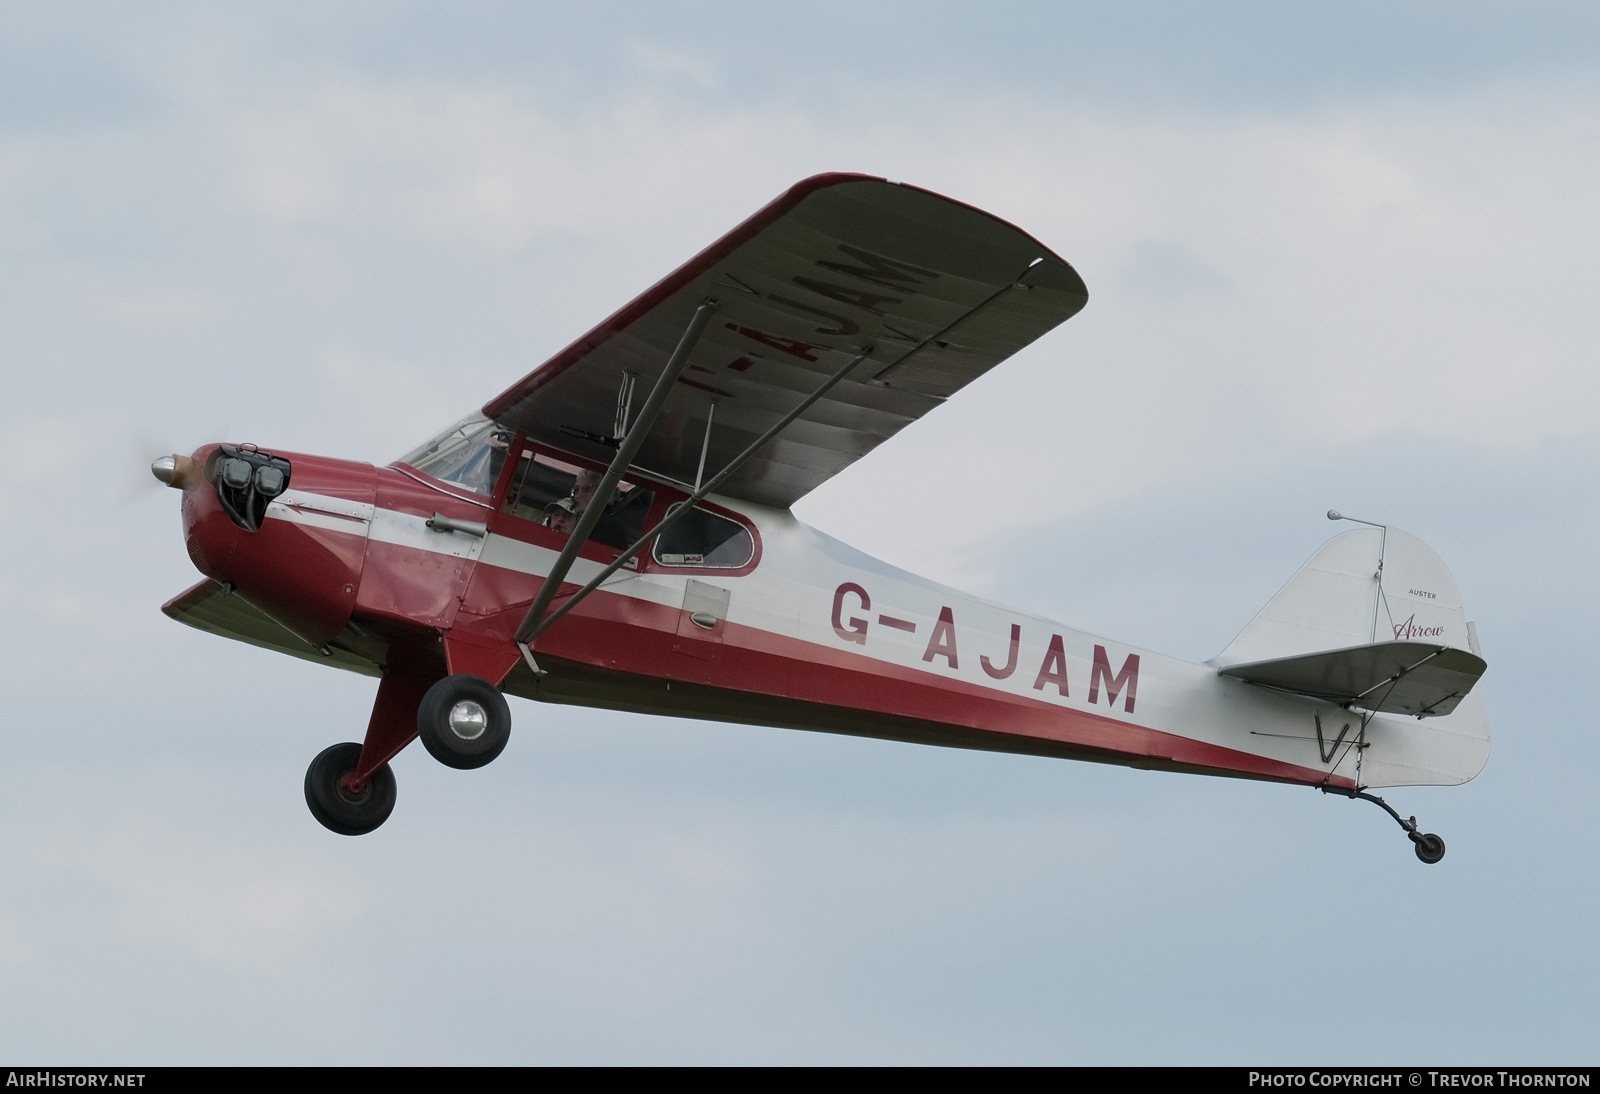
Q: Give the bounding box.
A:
[1322,786,1446,864]
[305,743,397,836]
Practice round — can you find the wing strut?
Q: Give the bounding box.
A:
[693,400,716,493]
[518,346,875,649]
[869,258,1040,386]
[513,299,719,645]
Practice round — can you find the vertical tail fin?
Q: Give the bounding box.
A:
[1214,525,1491,787]
[1213,526,1472,666]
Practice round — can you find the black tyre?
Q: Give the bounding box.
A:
[417,674,512,770]
[304,742,397,836]
[1412,832,1446,864]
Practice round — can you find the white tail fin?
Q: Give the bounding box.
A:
[1214,526,1471,667]
[1216,526,1491,787]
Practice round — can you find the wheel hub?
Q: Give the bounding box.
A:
[336,771,372,806]
[447,699,489,741]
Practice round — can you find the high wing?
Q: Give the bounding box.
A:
[483,173,1088,509]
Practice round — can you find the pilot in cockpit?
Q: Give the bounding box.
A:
[545,495,578,534]
[545,469,602,535]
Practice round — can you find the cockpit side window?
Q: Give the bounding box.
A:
[504,450,577,521]
[398,414,512,496]
[503,447,654,552]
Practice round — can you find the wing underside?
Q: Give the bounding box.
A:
[483,174,1088,509]
[162,580,380,677]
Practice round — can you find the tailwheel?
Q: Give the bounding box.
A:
[1411,831,1447,864]
[305,742,397,836]
[1323,786,1448,865]
[417,674,512,770]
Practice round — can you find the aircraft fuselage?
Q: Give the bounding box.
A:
[172,438,1485,797]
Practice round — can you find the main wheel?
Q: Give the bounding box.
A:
[304,742,397,836]
[418,674,512,770]
[1412,832,1446,864]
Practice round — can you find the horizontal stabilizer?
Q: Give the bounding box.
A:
[1219,640,1486,717]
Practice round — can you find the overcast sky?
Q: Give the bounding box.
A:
[2,2,1598,1063]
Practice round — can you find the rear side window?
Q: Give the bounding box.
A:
[654,503,754,568]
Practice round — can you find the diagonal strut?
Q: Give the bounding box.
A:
[520,346,875,646]
[513,299,718,645]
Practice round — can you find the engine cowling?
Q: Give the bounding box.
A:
[176,444,376,647]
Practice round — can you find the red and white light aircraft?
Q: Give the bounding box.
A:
[153,174,1489,860]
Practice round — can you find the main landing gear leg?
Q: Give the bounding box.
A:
[1323,786,1446,864]
[304,670,438,836]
